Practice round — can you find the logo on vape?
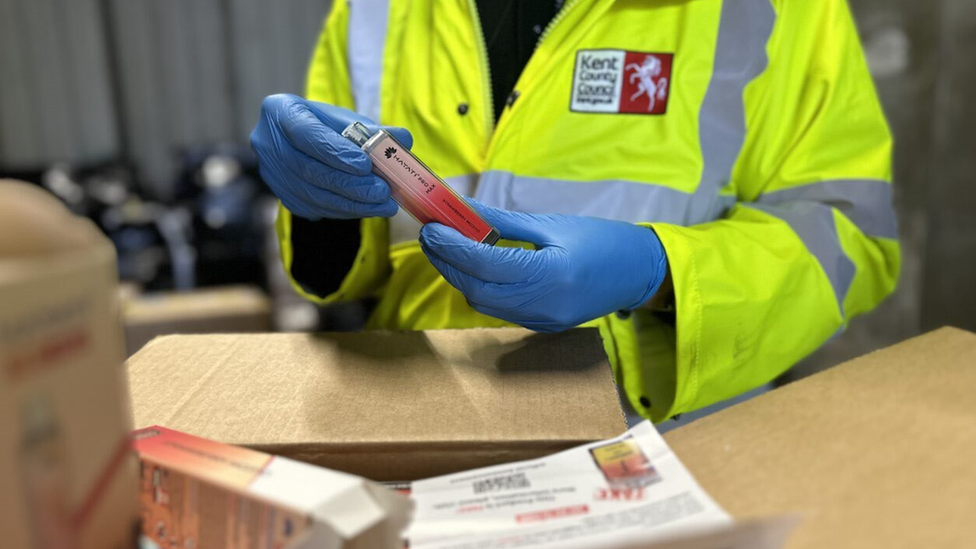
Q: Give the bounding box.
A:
[570,50,673,115]
[388,148,437,195]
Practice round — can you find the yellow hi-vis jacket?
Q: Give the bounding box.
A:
[277,0,899,422]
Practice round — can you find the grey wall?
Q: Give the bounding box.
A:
[0,0,329,198]
[106,0,329,198]
[0,0,974,364]
[922,0,976,333]
[0,0,119,167]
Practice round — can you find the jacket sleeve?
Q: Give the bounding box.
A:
[638,0,899,420]
[275,1,391,304]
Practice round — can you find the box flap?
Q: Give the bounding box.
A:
[124,286,271,325]
[127,328,627,480]
[0,180,106,259]
[0,181,116,286]
[663,327,976,548]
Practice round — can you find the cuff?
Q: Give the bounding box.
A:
[639,222,704,419]
[276,204,391,304]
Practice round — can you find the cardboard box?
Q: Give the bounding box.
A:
[0,181,139,549]
[127,328,628,481]
[664,327,976,549]
[123,285,272,356]
[133,425,411,549]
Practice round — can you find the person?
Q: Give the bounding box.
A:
[250,0,898,422]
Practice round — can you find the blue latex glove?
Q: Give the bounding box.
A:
[250,94,413,220]
[419,202,669,333]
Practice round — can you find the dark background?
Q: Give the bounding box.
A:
[0,0,974,376]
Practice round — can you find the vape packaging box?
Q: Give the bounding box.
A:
[132,425,411,549]
[0,181,139,549]
[664,327,976,549]
[126,328,627,481]
[122,285,272,356]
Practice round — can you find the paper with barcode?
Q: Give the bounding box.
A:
[407,421,795,549]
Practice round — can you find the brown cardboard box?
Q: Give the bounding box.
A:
[122,285,272,356]
[664,327,976,549]
[126,328,628,481]
[0,181,139,549]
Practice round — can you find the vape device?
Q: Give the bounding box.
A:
[342,122,500,245]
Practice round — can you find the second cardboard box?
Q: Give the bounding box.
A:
[127,328,628,481]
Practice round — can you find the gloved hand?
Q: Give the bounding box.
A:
[419,202,669,333]
[250,94,413,220]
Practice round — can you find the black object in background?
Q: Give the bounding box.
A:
[176,146,272,290]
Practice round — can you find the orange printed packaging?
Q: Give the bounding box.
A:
[132,426,412,549]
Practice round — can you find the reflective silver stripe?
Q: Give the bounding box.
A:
[692,0,776,221]
[471,2,775,226]
[757,179,898,239]
[702,4,870,317]
[749,203,856,316]
[347,0,389,122]
[389,174,479,244]
[474,171,734,225]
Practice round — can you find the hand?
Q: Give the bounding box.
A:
[250,94,412,220]
[419,202,668,333]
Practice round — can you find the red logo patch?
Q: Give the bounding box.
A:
[620,52,673,115]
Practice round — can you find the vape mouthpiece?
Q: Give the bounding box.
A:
[341,122,375,148]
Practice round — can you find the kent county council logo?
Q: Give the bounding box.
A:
[570,50,673,115]
[384,146,397,159]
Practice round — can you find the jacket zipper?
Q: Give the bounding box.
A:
[537,0,583,47]
[489,0,584,142]
[467,0,584,163]
[465,0,495,145]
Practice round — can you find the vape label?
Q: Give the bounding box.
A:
[382,145,439,197]
[570,49,673,115]
[370,134,497,243]
[588,435,661,489]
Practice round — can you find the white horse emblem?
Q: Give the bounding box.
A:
[626,55,669,111]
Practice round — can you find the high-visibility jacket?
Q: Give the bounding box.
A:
[277,0,899,422]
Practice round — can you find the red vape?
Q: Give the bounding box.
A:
[342,122,500,245]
